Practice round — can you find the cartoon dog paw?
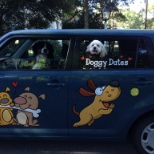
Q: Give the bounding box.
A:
[73,123,79,127]
[109,104,115,109]
[88,120,94,126]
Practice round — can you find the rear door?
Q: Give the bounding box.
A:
[68,35,154,138]
[0,34,74,137]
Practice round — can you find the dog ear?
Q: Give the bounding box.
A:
[79,88,95,96]
[5,87,10,92]
[25,87,30,92]
[86,44,90,52]
[87,79,96,90]
[100,45,107,57]
[38,94,45,100]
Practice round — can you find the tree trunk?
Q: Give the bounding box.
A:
[84,0,89,29]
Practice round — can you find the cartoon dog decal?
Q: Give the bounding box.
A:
[73,79,121,127]
[0,87,16,125]
[14,87,45,127]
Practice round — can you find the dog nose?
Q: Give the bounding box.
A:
[14,97,26,105]
[93,47,97,52]
[1,98,9,104]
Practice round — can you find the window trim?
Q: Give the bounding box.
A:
[72,36,153,70]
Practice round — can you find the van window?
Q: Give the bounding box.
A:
[0,38,70,70]
[0,39,26,58]
[77,38,150,69]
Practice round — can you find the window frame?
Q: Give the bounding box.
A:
[0,35,75,70]
[72,35,153,70]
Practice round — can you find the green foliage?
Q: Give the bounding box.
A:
[113,9,145,29]
[63,0,135,29]
[113,12,127,22]
[63,13,103,29]
[0,0,74,35]
[147,18,154,29]
[146,2,154,29]
[50,40,62,57]
[1,0,153,36]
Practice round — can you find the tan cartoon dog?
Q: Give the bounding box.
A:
[14,87,45,127]
[73,80,121,127]
[0,87,16,125]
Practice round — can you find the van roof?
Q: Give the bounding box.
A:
[1,29,154,41]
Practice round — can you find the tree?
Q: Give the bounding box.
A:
[114,0,154,29]
[114,9,144,29]
[83,0,135,29]
[84,0,89,28]
[63,0,135,29]
[0,0,74,35]
[146,1,154,29]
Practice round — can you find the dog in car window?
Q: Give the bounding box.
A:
[32,41,54,69]
[86,40,107,58]
[81,40,107,69]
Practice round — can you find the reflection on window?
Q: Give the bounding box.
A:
[137,39,150,68]
[0,39,70,70]
[0,39,26,58]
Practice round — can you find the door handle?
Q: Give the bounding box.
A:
[47,82,65,87]
[134,78,153,86]
[134,81,152,84]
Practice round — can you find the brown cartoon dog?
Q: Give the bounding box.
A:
[0,87,16,125]
[73,80,121,127]
[14,87,45,127]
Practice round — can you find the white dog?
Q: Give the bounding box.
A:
[86,40,107,57]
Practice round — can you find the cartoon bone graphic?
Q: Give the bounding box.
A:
[73,79,121,127]
[16,107,41,118]
[14,87,45,127]
[0,105,41,118]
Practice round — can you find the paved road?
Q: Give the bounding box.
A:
[0,140,138,154]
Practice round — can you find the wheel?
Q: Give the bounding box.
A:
[131,116,154,154]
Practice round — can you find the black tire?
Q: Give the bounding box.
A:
[131,116,154,154]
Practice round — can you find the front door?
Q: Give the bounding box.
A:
[0,36,73,137]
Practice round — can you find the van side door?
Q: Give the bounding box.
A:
[68,35,154,139]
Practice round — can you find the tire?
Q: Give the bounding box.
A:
[131,116,154,154]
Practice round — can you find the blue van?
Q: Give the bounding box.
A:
[0,29,154,154]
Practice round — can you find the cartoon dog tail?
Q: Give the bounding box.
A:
[73,104,79,116]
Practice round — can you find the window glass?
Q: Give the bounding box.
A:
[0,38,70,70]
[78,38,150,69]
[136,39,150,68]
[0,39,26,58]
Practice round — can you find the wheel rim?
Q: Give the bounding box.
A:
[141,123,154,154]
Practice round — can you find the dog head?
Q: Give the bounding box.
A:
[0,87,14,106]
[86,40,107,57]
[32,41,54,59]
[14,87,45,110]
[100,80,121,102]
[79,80,121,109]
